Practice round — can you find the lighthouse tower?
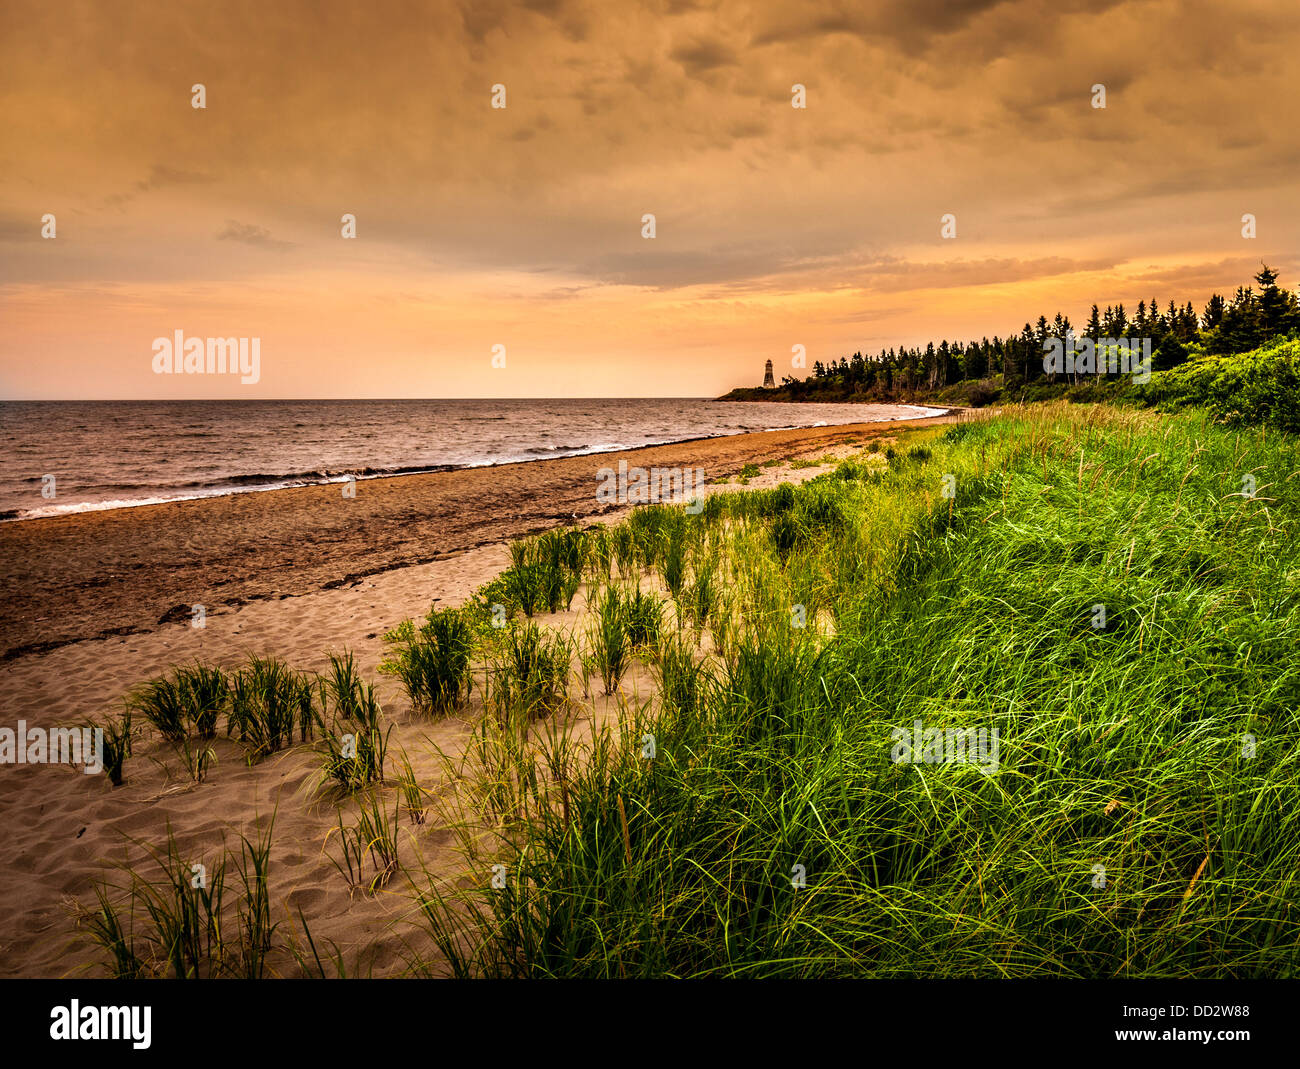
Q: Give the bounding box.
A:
[762,359,775,388]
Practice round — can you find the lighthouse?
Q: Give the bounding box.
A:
[762,359,775,388]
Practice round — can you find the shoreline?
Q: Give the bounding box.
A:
[0,411,956,662]
[1,403,951,525]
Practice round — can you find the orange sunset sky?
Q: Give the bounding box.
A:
[1,0,1297,399]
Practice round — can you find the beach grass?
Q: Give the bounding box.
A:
[409,401,1300,978]
[228,657,313,763]
[81,814,278,979]
[380,608,474,716]
[81,399,1300,979]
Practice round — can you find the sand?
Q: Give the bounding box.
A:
[0,410,953,977]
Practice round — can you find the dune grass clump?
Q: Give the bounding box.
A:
[395,751,428,825]
[612,524,637,577]
[96,710,134,787]
[127,673,188,743]
[495,529,588,616]
[652,632,711,717]
[411,403,1300,978]
[682,553,719,631]
[82,883,146,979]
[128,664,232,743]
[182,665,230,740]
[543,526,589,592]
[380,607,474,716]
[126,664,235,781]
[503,561,546,617]
[586,524,613,581]
[228,657,314,763]
[487,620,572,721]
[623,587,663,651]
[627,505,669,570]
[331,793,401,896]
[323,650,363,719]
[663,528,687,600]
[587,586,629,694]
[316,677,388,795]
[81,816,278,979]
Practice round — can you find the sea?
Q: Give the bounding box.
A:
[0,398,945,521]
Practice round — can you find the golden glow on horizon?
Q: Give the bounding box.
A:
[1,0,1297,398]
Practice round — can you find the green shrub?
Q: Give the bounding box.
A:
[1140,336,1300,432]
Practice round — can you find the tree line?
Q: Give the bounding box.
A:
[776,265,1300,399]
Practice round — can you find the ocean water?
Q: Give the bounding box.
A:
[0,398,944,521]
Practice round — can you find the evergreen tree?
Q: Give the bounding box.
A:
[1148,297,1165,344]
[1212,286,1261,354]
[1086,304,1102,341]
[1202,294,1225,331]
[1255,264,1300,339]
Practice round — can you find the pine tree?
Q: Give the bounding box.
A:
[1212,286,1261,354]
[1149,297,1165,344]
[1255,264,1300,339]
[1202,294,1225,330]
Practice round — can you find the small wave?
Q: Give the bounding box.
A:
[6,492,238,521]
[521,443,593,456]
[165,463,459,491]
[0,467,454,522]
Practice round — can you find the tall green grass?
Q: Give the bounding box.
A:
[412,403,1300,978]
[315,669,389,795]
[128,664,229,742]
[487,620,572,721]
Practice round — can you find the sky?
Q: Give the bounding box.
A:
[1,0,1297,399]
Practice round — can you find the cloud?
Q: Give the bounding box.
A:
[1124,256,1300,291]
[670,37,740,76]
[215,220,294,250]
[104,164,214,208]
[751,0,1013,50]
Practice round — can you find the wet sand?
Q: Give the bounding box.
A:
[0,414,953,661]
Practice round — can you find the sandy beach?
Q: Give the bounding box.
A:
[0,409,952,978]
